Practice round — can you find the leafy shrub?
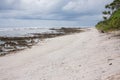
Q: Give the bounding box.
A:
[96,9,120,32]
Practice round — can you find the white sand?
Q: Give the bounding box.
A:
[0,28,120,80]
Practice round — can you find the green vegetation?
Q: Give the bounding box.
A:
[96,0,120,32]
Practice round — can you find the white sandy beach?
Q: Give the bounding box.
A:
[0,28,120,80]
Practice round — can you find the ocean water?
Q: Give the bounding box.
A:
[0,27,52,37]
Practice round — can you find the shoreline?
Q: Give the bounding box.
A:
[0,28,119,80]
[0,27,83,56]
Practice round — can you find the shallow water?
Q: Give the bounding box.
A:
[0,27,52,37]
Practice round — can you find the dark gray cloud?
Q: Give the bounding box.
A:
[0,0,21,10]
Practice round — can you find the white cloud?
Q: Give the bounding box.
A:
[20,0,60,12]
[0,0,113,26]
[0,0,113,17]
[63,0,113,13]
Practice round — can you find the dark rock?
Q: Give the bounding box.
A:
[109,63,112,65]
[101,30,105,33]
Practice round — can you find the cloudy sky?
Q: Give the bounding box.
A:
[0,0,113,27]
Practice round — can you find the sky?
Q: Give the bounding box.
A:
[0,0,113,28]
